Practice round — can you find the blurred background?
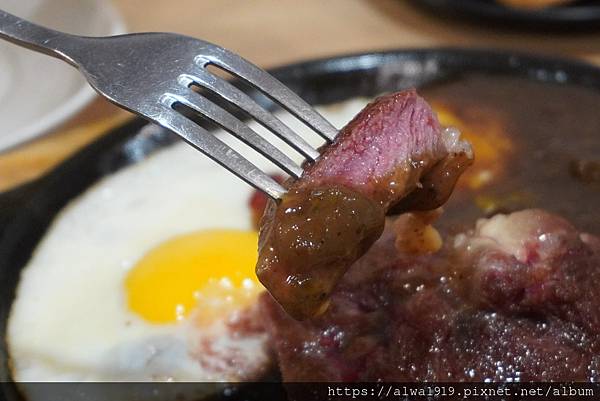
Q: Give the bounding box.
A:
[2,0,600,192]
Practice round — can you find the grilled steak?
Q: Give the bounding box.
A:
[256,89,473,319]
[260,209,600,382]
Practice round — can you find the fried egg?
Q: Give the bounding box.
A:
[7,99,370,383]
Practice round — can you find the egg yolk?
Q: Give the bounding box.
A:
[125,230,262,324]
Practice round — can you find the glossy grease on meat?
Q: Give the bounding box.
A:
[260,209,600,382]
[256,90,473,320]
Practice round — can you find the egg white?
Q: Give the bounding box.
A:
[7,99,369,382]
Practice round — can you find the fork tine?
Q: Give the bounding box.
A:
[156,108,287,200]
[163,91,304,179]
[179,71,320,162]
[197,47,338,142]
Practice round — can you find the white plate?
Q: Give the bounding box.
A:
[0,0,125,152]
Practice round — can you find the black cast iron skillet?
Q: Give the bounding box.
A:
[2,48,600,400]
[411,0,600,31]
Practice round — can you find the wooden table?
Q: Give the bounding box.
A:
[2,0,600,192]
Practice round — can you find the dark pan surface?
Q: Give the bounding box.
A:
[2,48,600,399]
[411,0,600,31]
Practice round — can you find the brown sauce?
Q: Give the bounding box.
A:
[422,74,600,234]
[256,185,385,320]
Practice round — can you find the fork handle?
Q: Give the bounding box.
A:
[0,9,82,66]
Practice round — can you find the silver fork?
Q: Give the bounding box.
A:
[0,10,338,199]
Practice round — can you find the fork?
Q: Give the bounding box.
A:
[0,10,338,199]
